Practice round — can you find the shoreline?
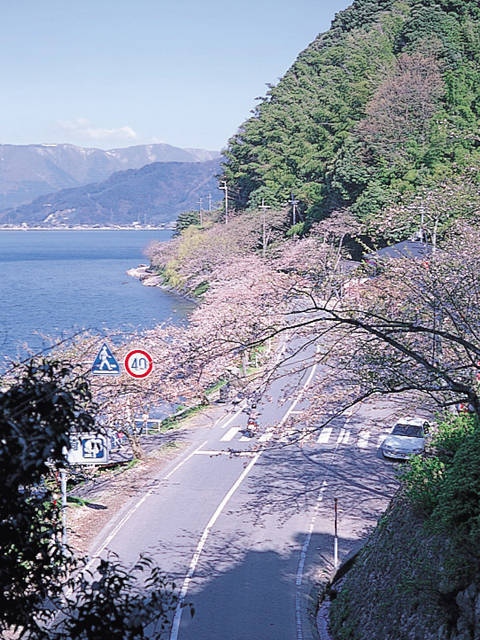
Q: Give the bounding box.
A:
[0,225,174,231]
[126,264,165,287]
[127,264,197,304]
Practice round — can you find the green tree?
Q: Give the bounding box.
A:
[0,358,189,639]
[0,359,93,634]
[221,0,480,246]
[174,210,201,236]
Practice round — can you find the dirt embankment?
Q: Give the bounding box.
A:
[328,497,480,640]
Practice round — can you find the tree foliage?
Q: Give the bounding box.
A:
[0,359,94,632]
[220,0,480,245]
[0,359,187,639]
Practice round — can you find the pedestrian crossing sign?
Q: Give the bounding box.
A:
[91,342,121,375]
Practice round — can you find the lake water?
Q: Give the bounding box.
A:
[0,229,191,365]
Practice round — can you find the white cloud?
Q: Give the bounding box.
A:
[58,118,138,144]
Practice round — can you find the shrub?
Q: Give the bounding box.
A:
[401,454,446,515]
[431,430,480,544]
[433,413,477,462]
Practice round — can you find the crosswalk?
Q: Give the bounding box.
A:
[219,424,388,450]
[220,426,257,443]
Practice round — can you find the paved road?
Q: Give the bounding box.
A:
[88,341,401,639]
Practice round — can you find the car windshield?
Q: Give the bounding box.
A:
[392,423,424,438]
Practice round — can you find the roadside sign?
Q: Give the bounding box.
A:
[124,349,153,379]
[92,342,121,375]
[67,433,109,465]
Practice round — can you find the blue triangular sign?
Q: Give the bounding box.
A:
[92,343,121,375]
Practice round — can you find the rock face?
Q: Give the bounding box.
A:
[126,265,164,287]
[328,497,480,640]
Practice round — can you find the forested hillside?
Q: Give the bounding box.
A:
[221,0,480,246]
[0,159,222,227]
[0,143,219,211]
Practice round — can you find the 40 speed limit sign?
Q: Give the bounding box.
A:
[124,349,153,379]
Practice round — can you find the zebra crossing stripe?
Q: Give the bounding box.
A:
[317,427,333,443]
[315,426,383,449]
[218,424,389,449]
[357,430,370,449]
[220,427,240,442]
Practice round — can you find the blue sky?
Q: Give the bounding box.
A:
[1,0,352,152]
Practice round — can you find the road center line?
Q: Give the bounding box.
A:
[169,445,262,640]
[169,361,319,640]
[87,407,246,569]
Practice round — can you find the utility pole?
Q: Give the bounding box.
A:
[198,197,203,226]
[289,193,299,226]
[260,199,271,259]
[219,181,228,223]
[60,468,68,550]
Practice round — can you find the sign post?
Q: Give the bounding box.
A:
[67,433,110,465]
[334,497,339,569]
[124,349,153,379]
[60,469,68,549]
[91,342,120,375]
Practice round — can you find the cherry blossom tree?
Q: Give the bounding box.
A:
[265,225,480,427]
[48,218,480,447]
[367,170,480,245]
[357,50,445,163]
[145,208,289,295]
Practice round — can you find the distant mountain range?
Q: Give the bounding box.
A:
[0,157,223,227]
[0,142,220,211]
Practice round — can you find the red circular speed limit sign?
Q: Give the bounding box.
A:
[124,349,153,379]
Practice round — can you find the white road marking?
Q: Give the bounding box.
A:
[317,427,333,443]
[337,427,350,444]
[170,355,320,640]
[85,439,210,572]
[170,438,265,640]
[314,426,386,450]
[220,426,241,442]
[218,408,244,430]
[295,479,328,640]
[357,429,370,449]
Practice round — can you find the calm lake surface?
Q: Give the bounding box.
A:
[0,229,191,365]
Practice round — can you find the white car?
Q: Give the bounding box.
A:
[381,417,430,460]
